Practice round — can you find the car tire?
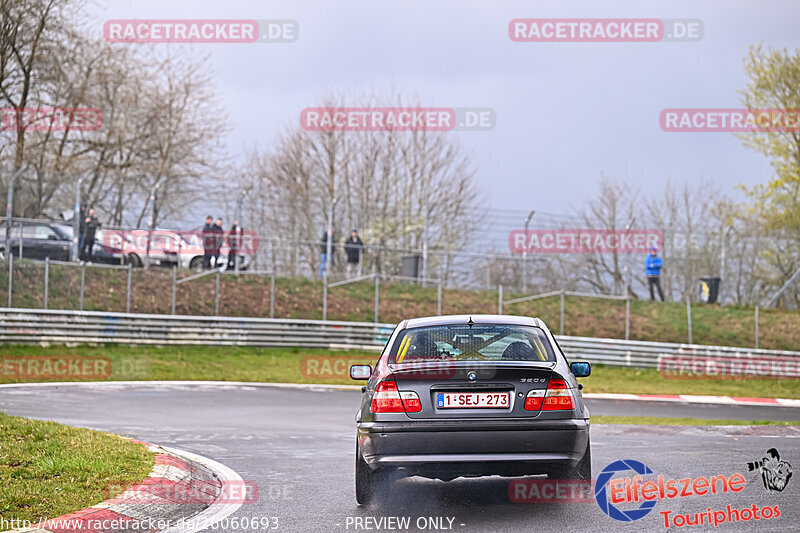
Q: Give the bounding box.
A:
[550,438,591,480]
[355,444,387,505]
[189,256,204,271]
[128,254,142,268]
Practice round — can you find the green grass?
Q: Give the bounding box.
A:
[1,345,798,400]
[0,412,154,524]
[1,262,799,350]
[593,416,800,426]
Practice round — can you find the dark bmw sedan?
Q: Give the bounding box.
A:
[350,314,591,505]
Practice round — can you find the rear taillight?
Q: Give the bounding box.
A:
[524,378,574,411]
[523,389,544,411]
[370,381,422,413]
[542,378,574,410]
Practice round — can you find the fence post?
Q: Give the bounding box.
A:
[171,266,177,315]
[322,274,328,321]
[437,282,442,316]
[126,263,132,313]
[560,290,565,335]
[755,305,759,349]
[215,270,220,316]
[686,298,692,344]
[374,275,380,323]
[7,253,12,307]
[625,296,630,341]
[17,222,22,259]
[44,257,49,309]
[270,272,275,319]
[498,284,503,314]
[80,262,85,310]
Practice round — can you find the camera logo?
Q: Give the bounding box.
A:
[747,449,792,493]
[594,459,657,522]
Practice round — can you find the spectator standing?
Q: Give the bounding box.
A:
[645,247,665,301]
[81,208,101,261]
[202,216,214,268]
[227,219,242,269]
[211,217,224,268]
[344,229,364,278]
[319,227,334,279]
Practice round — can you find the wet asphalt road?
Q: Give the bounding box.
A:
[0,382,798,533]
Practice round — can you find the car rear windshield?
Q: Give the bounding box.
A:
[388,324,556,364]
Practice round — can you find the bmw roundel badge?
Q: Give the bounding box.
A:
[467,371,477,382]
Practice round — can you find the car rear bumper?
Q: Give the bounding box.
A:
[357,418,589,478]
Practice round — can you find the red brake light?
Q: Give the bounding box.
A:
[370,381,422,413]
[542,378,574,410]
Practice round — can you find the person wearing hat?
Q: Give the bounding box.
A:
[645,246,664,301]
[344,229,364,278]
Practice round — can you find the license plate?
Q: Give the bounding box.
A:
[437,391,509,409]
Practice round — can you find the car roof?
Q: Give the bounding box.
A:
[403,314,545,329]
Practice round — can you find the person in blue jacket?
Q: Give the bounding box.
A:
[645,247,664,301]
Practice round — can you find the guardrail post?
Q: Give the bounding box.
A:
[80,262,85,310]
[498,284,503,314]
[126,263,132,313]
[270,272,275,319]
[44,257,49,309]
[686,298,692,344]
[625,297,630,341]
[171,266,177,315]
[755,305,759,349]
[215,270,220,316]
[560,290,565,335]
[7,253,12,307]
[374,276,380,323]
[437,282,442,316]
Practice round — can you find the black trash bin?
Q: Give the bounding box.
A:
[699,277,720,304]
[401,254,422,279]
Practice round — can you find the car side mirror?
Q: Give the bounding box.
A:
[48,234,59,240]
[350,364,373,380]
[570,361,591,378]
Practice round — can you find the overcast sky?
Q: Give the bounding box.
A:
[89,0,800,230]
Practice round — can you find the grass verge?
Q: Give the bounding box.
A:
[1,262,799,350]
[0,412,154,524]
[1,344,798,399]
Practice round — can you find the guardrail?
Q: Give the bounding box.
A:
[2,309,799,373]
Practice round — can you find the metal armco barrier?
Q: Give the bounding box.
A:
[1,308,799,371]
[0,308,395,350]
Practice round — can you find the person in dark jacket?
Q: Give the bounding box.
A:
[645,247,664,301]
[344,229,364,278]
[202,216,214,268]
[211,218,224,268]
[81,208,101,261]
[226,219,242,269]
[319,227,334,279]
